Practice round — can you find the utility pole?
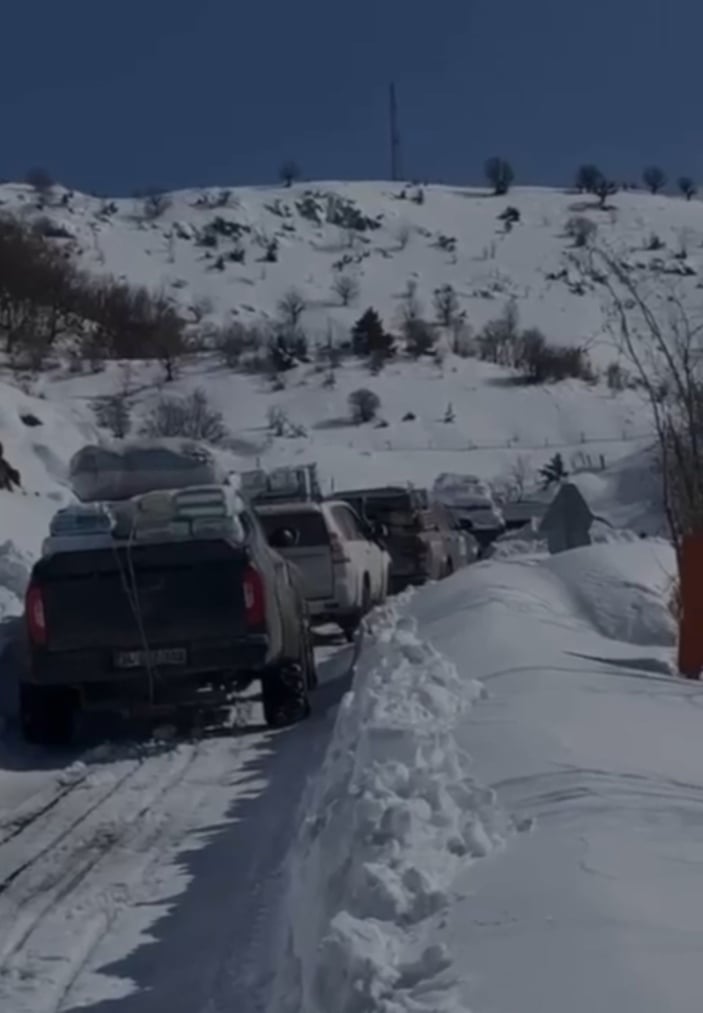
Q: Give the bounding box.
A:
[389,82,402,182]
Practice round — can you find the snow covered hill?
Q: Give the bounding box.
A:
[0,178,684,612]
[1,180,700,356]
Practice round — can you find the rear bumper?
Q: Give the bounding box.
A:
[25,635,271,706]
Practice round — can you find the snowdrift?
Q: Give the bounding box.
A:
[272,601,506,1013]
[276,540,695,1013]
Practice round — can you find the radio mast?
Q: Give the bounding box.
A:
[389,82,402,181]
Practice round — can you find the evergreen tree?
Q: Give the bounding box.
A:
[540,452,569,489]
[351,308,394,359]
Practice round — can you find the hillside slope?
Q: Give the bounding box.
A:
[1,180,700,358]
[0,179,685,616]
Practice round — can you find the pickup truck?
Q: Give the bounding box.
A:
[333,486,474,593]
[18,503,316,744]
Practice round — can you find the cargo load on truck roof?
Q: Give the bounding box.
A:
[69,439,226,503]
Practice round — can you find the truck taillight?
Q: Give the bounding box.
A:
[243,566,266,627]
[330,533,350,564]
[25,584,47,645]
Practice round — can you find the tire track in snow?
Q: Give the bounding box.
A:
[0,755,145,897]
[0,742,201,1010]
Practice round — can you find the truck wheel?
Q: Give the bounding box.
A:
[304,624,319,690]
[19,685,75,747]
[261,644,312,730]
[341,577,371,642]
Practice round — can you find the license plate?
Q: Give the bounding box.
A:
[114,647,187,670]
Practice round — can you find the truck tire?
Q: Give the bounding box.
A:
[19,685,75,747]
[340,577,371,642]
[261,627,313,728]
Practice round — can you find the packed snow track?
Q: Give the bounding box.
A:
[0,637,357,1013]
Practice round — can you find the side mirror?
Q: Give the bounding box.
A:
[270,527,297,549]
[374,522,389,539]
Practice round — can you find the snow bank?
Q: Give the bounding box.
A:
[544,539,676,646]
[272,603,505,1013]
[401,542,698,1013]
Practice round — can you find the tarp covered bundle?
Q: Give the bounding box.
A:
[130,485,245,543]
[69,440,226,503]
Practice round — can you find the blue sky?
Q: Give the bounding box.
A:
[1,0,698,194]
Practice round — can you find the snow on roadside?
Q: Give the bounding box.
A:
[272,602,507,1013]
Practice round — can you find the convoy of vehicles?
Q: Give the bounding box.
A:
[17,456,497,746]
[331,485,478,592]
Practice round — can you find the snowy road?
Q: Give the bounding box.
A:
[0,639,356,1013]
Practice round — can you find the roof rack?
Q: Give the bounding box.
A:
[240,463,322,505]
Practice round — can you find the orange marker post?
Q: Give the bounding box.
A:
[677,533,703,679]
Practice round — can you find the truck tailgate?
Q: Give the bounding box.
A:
[35,540,252,652]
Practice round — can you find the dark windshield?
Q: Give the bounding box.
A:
[257,511,329,547]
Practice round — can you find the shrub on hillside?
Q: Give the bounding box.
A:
[565,215,597,247]
[403,317,436,358]
[141,189,172,221]
[485,157,515,196]
[216,321,262,368]
[140,388,228,444]
[348,387,381,424]
[517,329,592,384]
[646,233,665,251]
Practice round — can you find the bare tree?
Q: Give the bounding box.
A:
[593,247,703,557]
[643,166,667,194]
[332,273,360,306]
[277,287,306,328]
[93,394,132,438]
[594,178,618,209]
[575,164,603,194]
[501,455,532,502]
[433,283,460,327]
[279,160,301,187]
[485,157,515,196]
[678,176,697,201]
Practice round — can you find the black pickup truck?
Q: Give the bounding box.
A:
[18,506,316,744]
